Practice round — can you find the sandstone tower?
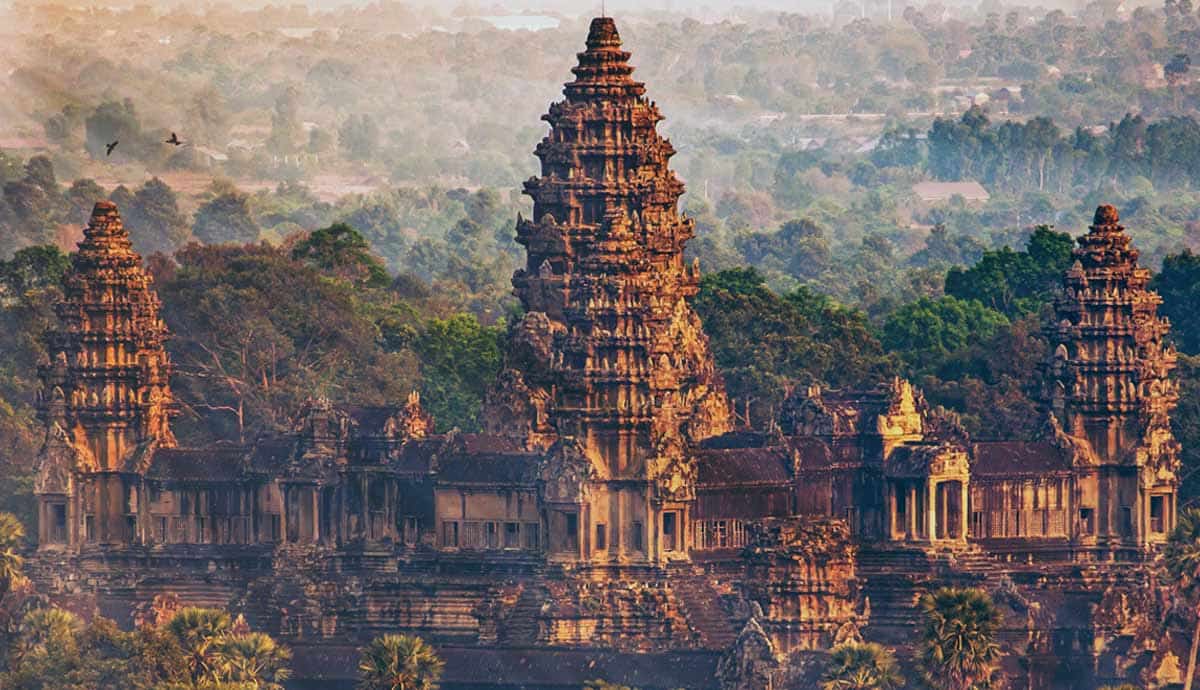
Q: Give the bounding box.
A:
[487,17,731,564]
[34,201,175,546]
[1045,204,1179,549]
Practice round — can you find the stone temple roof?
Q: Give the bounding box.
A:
[971,441,1073,477]
[145,446,249,482]
[696,447,791,487]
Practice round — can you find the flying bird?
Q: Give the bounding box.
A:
[165,132,183,146]
[105,141,118,156]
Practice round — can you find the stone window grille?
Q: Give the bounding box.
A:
[694,520,749,550]
[463,521,484,549]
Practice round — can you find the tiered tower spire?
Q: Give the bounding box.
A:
[1044,204,1180,548]
[1047,204,1178,469]
[38,201,176,471]
[487,17,730,563]
[512,16,730,478]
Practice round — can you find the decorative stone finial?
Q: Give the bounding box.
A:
[586,16,621,49]
[1093,204,1119,226]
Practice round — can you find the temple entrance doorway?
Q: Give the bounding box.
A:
[937,480,964,540]
[662,511,679,552]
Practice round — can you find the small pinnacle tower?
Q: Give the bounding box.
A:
[35,202,176,546]
[1046,204,1178,546]
[493,17,731,563]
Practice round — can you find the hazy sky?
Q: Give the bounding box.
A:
[0,1,845,14]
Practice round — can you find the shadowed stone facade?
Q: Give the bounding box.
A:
[27,18,1184,690]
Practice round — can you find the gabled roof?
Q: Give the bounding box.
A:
[146,446,248,482]
[436,451,540,486]
[972,441,1072,477]
[696,447,791,487]
[246,438,296,475]
[344,405,401,436]
[786,436,838,470]
[388,437,441,474]
[699,430,776,449]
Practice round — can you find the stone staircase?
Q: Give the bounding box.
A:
[669,568,739,650]
[857,546,1007,645]
[138,579,235,610]
[498,580,547,646]
[932,548,1004,585]
[356,584,486,640]
[857,551,925,645]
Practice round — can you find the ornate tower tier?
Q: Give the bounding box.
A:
[490,17,731,564]
[37,201,176,472]
[1047,205,1178,468]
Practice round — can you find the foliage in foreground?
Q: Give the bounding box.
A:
[821,641,906,690]
[0,604,291,690]
[357,633,444,690]
[916,587,1002,690]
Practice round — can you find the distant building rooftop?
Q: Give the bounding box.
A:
[912,180,990,203]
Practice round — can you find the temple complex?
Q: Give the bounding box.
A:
[28,17,1185,690]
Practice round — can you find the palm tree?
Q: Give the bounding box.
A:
[166,606,233,684]
[0,513,26,598]
[1165,507,1200,690]
[916,587,1001,690]
[15,607,83,661]
[821,641,906,690]
[210,631,293,690]
[357,634,445,690]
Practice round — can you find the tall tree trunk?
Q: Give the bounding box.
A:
[1186,611,1200,690]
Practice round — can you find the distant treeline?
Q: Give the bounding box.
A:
[921,108,1200,194]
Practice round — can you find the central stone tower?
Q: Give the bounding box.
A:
[487,17,731,564]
